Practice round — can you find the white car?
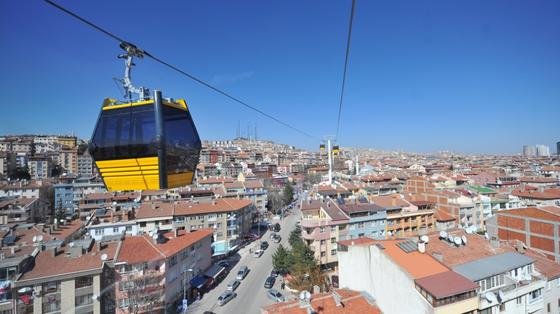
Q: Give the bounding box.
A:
[253,249,264,258]
[227,280,240,291]
[217,291,236,306]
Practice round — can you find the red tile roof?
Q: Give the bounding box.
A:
[18,242,118,282]
[117,229,213,265]
[415,271,478,299]
[261,288,382,314]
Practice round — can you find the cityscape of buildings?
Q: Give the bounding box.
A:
[0,133,559,313]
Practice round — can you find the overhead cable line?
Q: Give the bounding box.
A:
[44,0,318,140]
[335,0,356,141]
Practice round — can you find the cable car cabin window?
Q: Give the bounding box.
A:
[91,105,157,160]
[162,105,201,173]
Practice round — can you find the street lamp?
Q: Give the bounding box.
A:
[182,268,194,313]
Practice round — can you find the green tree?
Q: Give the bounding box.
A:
[267,190,285,215]
[272,244,292,275]
[282,181,294,205]
[289,225,303,248]
[9,167,31,180]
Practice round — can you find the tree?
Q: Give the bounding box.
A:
[282,181,294,205]
[267,190,285,215]
[272,244,292,275]
[289,225,302,248]
[9,167,31,180]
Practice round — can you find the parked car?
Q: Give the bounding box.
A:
[253,249,264,258]
[264,276,276,289]
[273,223,281,232]
[217,291,236,306]
[267,288,285,302]
[270,269,279,278]
[273,235,281,243]
[227,280,240,291]
[236,266,249,280]
[269,232,277,239]
[260,241,269,250]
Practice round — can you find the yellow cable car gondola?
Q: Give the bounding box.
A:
[89,43,201,191]
[332,145,340,156]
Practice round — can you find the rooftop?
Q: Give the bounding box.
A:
[453,252,534,281]
[116,229,213,265]
[415,270,478,299]
[261,288,381,314]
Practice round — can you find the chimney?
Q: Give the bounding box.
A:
[175,228,180,237]
[50,247,58,257]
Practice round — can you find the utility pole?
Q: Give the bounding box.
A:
[327,139,333,185]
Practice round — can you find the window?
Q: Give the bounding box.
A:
[94,229,103,235]
[331,249,337,256]
[358,233,364,238]
[139,222,146,227]
[529,289,542,303]
[331,237,336,244]
[547,303,551,313]
[75,276,93,289]
[320,240,325,245]
[113,227,119,233]
[320,227,325,233]
[331,226,336,232]
[499,303,505,311]
[320,252,326,257]
[119,298,130,308]
[75,294,93,307]
[42,299,61,313]
[42,281,60,294]
[169,255,177,267]
[517,297,522,305]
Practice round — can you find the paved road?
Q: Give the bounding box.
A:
[189,204,301,314]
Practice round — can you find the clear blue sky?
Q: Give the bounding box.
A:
[1,0,559,154]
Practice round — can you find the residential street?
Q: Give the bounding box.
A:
[188,201,301,314]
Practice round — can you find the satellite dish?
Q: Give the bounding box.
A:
[54,218,58,224]
[484,232,489,240]
[420,235,429,243]
[440,231,447,239]
[299,291,306,300]
[69,242,75,247]
[152,233,159,240]
[304,291,311,300]
[465,227,472,234]
[461,236,467,245]
[485,292,497,303]
[100,253,108,261]
[454,237,462,246]
[447,235,454,243]
[32,236,37,243]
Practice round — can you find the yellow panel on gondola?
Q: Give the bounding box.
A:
[95,157,160,190]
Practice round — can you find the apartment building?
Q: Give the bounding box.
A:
[12,239,118,314]
[114,229,213,313]
[53,178,106,214]
[337,200,387,239]
[300,200,349,268]
[0,197,49,224]
[77,151,93,177]
[337,238,479,314]
[486,206,560,262]
[135,198,255,256]
[28,157,51,180]
[58,147,78,175]
[372,194,436,237]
